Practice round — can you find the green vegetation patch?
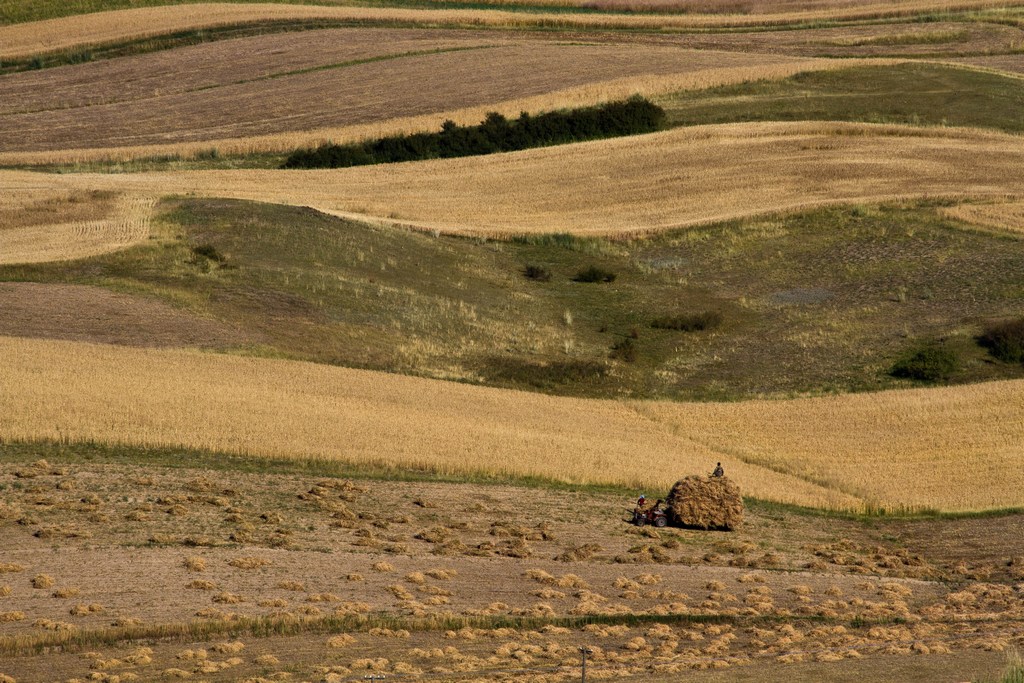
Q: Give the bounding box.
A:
[3,199,1024,399]
[658,62,1024,135]
[283,97,666,169]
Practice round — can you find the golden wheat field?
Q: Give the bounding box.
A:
[0,0,1014,62]
[7,121,1024,237]
[2,335,1022,512]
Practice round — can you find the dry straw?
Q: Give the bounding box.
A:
[665,476,743,530]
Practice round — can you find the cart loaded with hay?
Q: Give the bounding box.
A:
[634,475,743,531]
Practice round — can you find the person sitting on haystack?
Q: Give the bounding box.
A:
[712,462,725,478]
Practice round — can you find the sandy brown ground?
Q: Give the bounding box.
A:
[0,283,249,347]
[0,458,1021,682]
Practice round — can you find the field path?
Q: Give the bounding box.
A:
[0,192,154,264]
[8,121,1024,236]
[1,335,1021,512]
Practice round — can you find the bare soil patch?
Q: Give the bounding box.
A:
[0,282,248,347]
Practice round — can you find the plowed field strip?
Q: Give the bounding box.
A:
[0,1,1015,59]
[0,45,811,153]
[0,58,897,164]
[8,121,1023,237]
[0,28,506,116]
[2,335,1022,511]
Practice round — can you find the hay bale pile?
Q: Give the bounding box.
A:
[665,476,743,530]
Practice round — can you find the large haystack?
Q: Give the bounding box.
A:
[665,476,743,531]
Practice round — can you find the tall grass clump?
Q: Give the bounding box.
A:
[651,311,722,332]
[282,97,665,169]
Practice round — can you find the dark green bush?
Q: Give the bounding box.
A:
[651,311,722,332]
[574,266,616,283]
[890,342,960,382]
[484,358,606,388]
[523,264,552,282]
[610,338,637,363]
[978,318,1024,363]
[191,244,225,263]
[282,97,666,169]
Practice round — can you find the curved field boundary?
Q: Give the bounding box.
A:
[0,193,154,264]
[1,335,1021,512]
[0,1,1015,59]
[941,198,1024,234]
[0,57,899,165]
[12,121,1024,237]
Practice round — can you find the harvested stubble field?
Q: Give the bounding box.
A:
[942,197,1024,233]
[10,121,1024,235]
[0,335,1022,512]
[0,41,849,157]
[0,189,153,264]
[0,453,1021,682]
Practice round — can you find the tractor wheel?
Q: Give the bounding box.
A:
[654,516,667,528]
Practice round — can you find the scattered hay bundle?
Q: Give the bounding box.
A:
[665,476,743,531]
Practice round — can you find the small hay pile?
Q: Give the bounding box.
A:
[665,476,743,530]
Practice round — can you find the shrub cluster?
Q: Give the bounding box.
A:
[610,338,637,363]
[574,266,617,283]
[651,311,722,332]
[282,97,666,169]
[978,318,1024,363]
[890,342,959,382]
[523,264,552,282]
[191,244,225,263]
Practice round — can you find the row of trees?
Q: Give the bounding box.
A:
[282,96,666,169]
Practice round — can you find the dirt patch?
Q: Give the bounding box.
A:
[0,283,248,348]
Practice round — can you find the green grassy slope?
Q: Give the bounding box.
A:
[659,62,1024,132]
[2,198,1022,400]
